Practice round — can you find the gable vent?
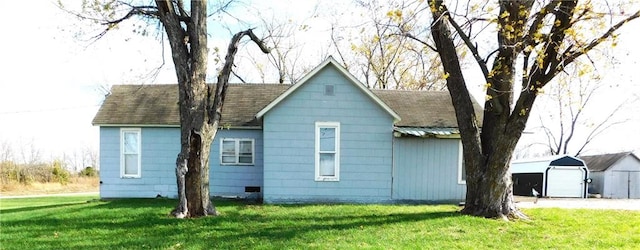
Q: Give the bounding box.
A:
[324,84,335,96]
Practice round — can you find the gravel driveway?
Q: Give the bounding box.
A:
[515,197,640,210]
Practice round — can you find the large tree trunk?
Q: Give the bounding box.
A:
[423,0,640,219]
[155,0,270,218]
[155,0,217,218]
[428,0,526,219]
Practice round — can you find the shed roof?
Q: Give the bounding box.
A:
[512,155,586,166]
[580,152,639,172]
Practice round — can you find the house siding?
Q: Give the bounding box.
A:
[210,129,264,198]
[262,65,395,203]
[99,127,179,198]
[99,127,263,198]
[392,137,465,202]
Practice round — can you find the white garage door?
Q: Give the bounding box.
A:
[546,167,586,198]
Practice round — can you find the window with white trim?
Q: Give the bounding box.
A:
[458,141,466,184]
[315,122,340,181]
[120,128,141,178]
[220,138,255,165]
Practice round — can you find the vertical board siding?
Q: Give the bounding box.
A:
[263,65,395,203]
[602,156,640,198]
[392,137,465,202]
[99,127,263,198]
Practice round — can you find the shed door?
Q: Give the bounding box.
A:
[631,171,640,199]
[546,167,585,198]
[610,171,640,199]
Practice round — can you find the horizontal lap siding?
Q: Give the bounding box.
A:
[392,137,465,202]
[99,127,179,198]
[99,127,263,198]
[210,129,264,197]
[263,65,394,203]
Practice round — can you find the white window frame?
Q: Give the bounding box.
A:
[315,122,340,181]
[458,141,466,184]
[120,128,141,178]
[220,138,255,166]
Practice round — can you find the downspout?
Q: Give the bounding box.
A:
[390,128,396,201]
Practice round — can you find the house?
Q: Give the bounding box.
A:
[580,152,640,199]
[92,57,483,204]
[511,155,589,198]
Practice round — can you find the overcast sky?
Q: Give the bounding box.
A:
[0,1,638,166]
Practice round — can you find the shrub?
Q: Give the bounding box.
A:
[51,161,70,185]
[0,161,35,184]
[1,160,79,185]
[79,166,98,177]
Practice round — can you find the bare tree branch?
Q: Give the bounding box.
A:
[439,5,489,81]
[545,10,640,83]
[210,29,270,123]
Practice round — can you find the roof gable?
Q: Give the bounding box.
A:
[580,152,638,172]
[255,56,401,121]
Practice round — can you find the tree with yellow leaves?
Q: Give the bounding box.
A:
[394,0,639,219]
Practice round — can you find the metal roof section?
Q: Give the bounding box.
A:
[393,127,460,138]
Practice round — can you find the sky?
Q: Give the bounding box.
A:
[0,1,639,167]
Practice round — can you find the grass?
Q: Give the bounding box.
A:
[1,196,639,249]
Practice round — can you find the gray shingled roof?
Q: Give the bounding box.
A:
[93,84,483,128]
[373,90,483,127]
[92,84,290,127]
[580,152,637,172]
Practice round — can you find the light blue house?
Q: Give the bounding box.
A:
[93,57,481,203]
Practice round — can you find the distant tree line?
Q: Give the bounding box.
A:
[0,160,97,186]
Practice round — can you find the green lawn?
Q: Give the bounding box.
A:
[1,196,638,249]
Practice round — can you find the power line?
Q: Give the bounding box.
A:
[0,104,101,115]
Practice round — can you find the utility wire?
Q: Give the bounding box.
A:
[0,104,101,115]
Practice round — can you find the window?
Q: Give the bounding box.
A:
[220,139,254,165]
[458,141,466,184]
[120,128,141,178]
[315,122,340,181]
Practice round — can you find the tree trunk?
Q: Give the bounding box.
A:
[154,0,216,218]
[423,0,640,219]
[428,0,526,220]
[172,28,268,218]
[461,137,526,219]
[155,0,269,218]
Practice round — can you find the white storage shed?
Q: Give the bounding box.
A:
[581,152,640,199]
[511,155,589,198]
